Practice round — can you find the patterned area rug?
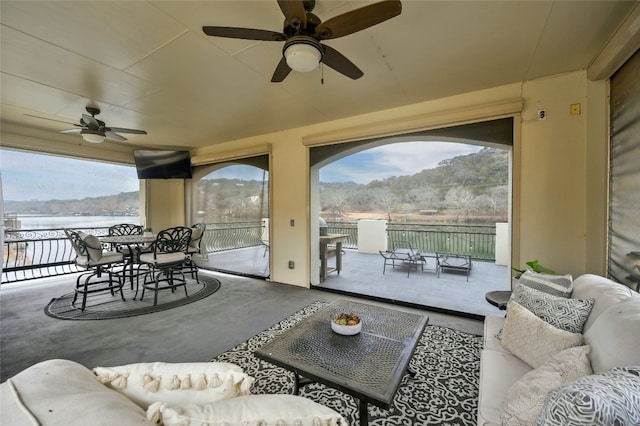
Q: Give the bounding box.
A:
[45,276,220,320]
[213,301,483,425]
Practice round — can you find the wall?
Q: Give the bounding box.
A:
[142,179,186,232]
[519,72,607,276]
[192,71,608,287]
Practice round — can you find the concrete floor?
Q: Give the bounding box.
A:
[0,270,484,382]
[209,247,509,318]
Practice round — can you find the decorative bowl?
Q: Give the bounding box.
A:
[330,313,362,335]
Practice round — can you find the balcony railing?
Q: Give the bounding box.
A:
[2,227,109,283]
[2,221,496,284]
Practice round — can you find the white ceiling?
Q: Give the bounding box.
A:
[1,1,638,152]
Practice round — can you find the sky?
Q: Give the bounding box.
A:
[1,141,482,201]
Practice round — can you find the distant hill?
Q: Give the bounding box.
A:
[4,192,140,216]
[4,147,508,220]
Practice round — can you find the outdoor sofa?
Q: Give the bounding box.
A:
[478,272,640,425]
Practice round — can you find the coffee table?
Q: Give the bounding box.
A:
[254,299,429,425]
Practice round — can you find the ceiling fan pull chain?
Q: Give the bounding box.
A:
[321,62,324,85]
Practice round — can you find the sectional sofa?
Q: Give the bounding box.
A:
[478,272,640,425]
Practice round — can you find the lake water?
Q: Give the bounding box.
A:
[11,215,140,230]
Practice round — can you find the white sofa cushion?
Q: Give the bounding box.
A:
[147,394,346,426]
[584,297,640,373]
[511,284,594,333]
[571,274,637,332]
[478,349,533,426]
[483,315,509,354]
[501,345,592,425]
[517,270,573,298]
[93,362,254,409]
[501,302,583,368]
[0,359,149,426]
[536,366,640,426]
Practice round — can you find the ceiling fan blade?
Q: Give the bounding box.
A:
[321,44,364,80]
[60,129,82,134]
[108,127,147,135]
[203,26,287,41]
[105,131,127,141]
[25,114,80,126]
[82,114,100,128]
[315,0,402,40]
[277,0,307,30]
[271,57,293,82]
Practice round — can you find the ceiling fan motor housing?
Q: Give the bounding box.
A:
[283,36,323,72]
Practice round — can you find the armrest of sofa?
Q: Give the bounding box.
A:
[1,359,150,426]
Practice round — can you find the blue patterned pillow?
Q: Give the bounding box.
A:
[518,270,573,297]
[511,284,594,334]
[536,366,640,426]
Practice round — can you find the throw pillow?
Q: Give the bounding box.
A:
[147,394,347,426]
[501,301,583,368]
[517,270,573,298]
[536,366,640,426]
[501,345,592,425]
[511,284,594,333]
[93,362,254,410]
[78,231,103,261]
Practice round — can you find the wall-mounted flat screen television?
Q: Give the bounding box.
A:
[133,150,192,179]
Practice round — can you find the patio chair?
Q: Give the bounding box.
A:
[108,223,150,287]
[437,253,473,281]
[139,226,192,306]
[184,223,206,281]
[64,229,125,311]
[379,241,423,277]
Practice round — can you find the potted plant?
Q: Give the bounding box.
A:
[512,259,555,278]
[143,227,153,237]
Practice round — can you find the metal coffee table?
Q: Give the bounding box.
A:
[254,299,429,425]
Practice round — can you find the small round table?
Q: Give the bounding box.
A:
[485,290,512,310]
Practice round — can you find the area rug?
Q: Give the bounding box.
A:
[213,301,483,425]
[45,275,220,320]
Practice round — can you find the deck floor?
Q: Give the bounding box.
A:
[205,247,509,318]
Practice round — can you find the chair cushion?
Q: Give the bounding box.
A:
[147,394,347,426]
[79,233,104,261]
[88,251,124,267]
[189,227,203,249]
[93,362,254,410]
[139,252,186,266]
[501,301,583,368]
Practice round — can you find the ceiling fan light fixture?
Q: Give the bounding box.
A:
[81,129,106,144]
[284,39,323,72]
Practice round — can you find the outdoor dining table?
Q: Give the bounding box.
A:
[100,234,156,289]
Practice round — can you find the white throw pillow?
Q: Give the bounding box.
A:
[501,345,592,425]
[147,394,346,426]
[93,362,254,409]
[501,301,583,368]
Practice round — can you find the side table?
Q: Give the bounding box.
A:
[485,290,512,310]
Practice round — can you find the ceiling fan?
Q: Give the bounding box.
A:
[202,0,402,82]
[27,106,147,143]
